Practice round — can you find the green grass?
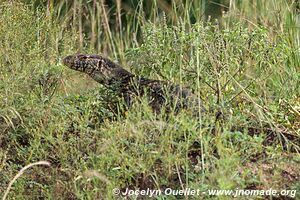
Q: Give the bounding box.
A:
[0,1,300,199]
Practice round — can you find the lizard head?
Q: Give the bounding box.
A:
[63,54,103,72]
[62,54,133,85]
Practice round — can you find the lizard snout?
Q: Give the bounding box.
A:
[62,55,75,67]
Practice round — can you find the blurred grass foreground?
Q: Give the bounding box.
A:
[0,0,300,199]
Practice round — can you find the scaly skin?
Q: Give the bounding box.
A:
[63,54,205,113]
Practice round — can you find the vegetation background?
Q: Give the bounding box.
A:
[0,0,299,199]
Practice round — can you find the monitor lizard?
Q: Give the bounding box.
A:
[62,54,205,114]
